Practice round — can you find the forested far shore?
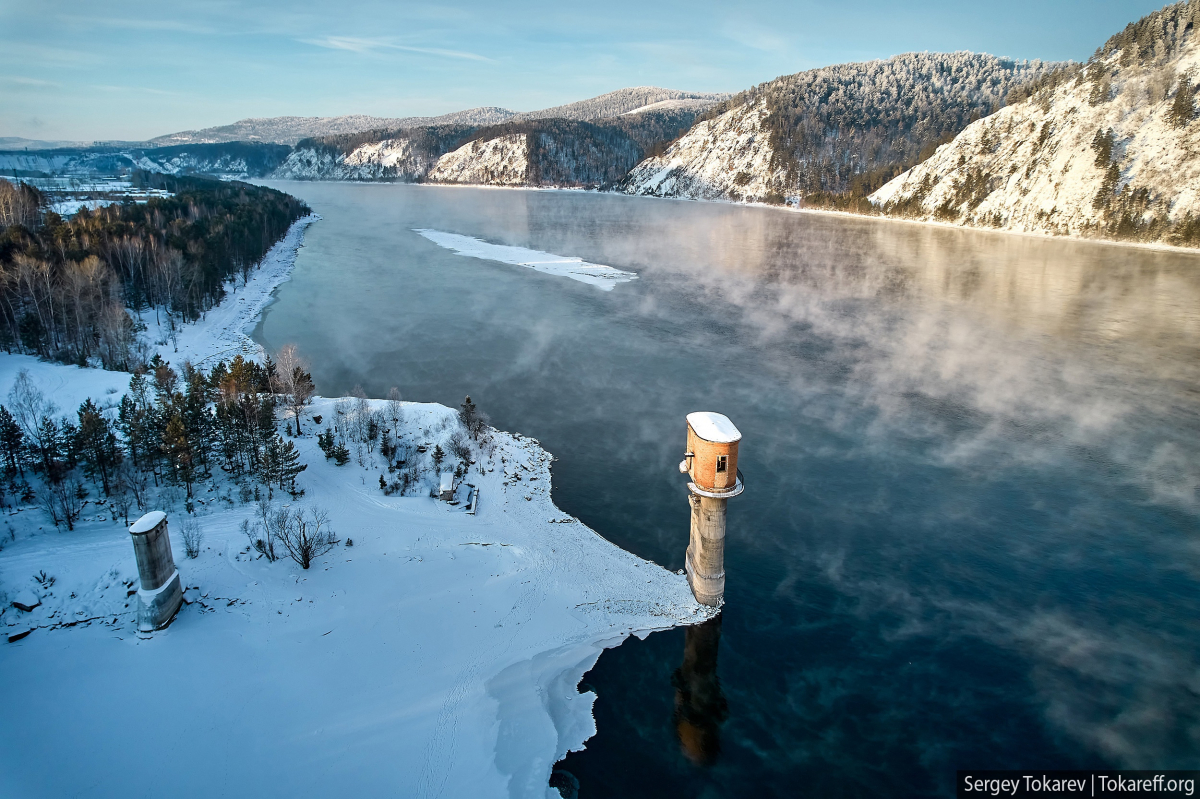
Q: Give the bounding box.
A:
[0,174,309,371]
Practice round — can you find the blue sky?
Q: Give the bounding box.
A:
[0,0,1169,141]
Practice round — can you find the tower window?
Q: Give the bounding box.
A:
[716,455,727,473]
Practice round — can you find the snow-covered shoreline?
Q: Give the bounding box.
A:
[0,215,713,798]
[138,213,319,368]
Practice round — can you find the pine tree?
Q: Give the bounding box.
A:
[276,437,306,495]
[1170,76,1194,127]
[57,418,79,471]
[0,405,24,476]
[1091,128,1115,167]
[261,435,282,497]
[317,427,335,458]
[36,416,62,479]
[183,367,215,478]
[161,413,195,498]
[458,395,489,439]
[77,398,120,495]
[331,442,350,466]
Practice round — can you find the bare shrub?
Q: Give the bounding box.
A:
[243,498,287,562]
[39,479,84,531]
[180,518,203,559]
[9,370,58,463]
[240,518,257,550]
[448,430,472,464]
[276,505,337,569]
[334,397,352,437]
[386,386,404,428]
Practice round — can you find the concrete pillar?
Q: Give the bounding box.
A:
[680,412,743,607]
[129,511,183,632]
[686,495,727,606]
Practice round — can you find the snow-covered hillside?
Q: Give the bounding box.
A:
[621,52,1054,204]
[619,98,719,116]
[872,1,1200,245]
[273,138,439,181]
[426,134,530,185]
[513,87,727,122]
[621,102,781,202]
[0,143,291,180]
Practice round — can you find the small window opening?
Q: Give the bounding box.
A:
[716,455,728,473]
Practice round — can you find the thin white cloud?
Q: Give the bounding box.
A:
[90,84,178,96]
[0,76,61,87]
[300,36,492,62]
[0,42,100,67]
[58,15,218,34]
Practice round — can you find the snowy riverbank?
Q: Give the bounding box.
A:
[0,216,713,798]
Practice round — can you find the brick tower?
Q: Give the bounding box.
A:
[679,412,743,606]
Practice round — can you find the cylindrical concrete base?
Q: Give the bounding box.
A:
[129,511,183,632]
[685,494,727,606]
[137,570,183,632]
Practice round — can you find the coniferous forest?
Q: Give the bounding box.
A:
[718,52,1061,203]
[0,173,308,370]
[0,355,307,533]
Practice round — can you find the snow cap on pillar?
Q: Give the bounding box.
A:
[685,412,741,443]
[129,510,167,535]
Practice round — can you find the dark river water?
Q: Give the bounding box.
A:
[257,182,1200,797]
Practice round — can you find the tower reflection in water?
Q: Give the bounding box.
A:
[672,614,729,766]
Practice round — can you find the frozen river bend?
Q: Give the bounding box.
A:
[0,218,711,798]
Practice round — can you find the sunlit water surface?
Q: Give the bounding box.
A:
[257,182,1200,797]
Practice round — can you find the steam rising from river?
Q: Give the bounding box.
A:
[258,183,1200,775]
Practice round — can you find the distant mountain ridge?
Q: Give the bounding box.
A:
[510,87,728,122]
[150,87,728,146]
[149,109,517,146]
[0,142,293,180]
[0,136,98,151]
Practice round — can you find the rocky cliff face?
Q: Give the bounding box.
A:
[272,110,697,188]
[619,102,780,202]
[872,1,1200,246]
[426,134,529,185]
[273,137,440,181]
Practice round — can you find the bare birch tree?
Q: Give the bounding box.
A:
[386,386,404,429]
[273,344,315,436]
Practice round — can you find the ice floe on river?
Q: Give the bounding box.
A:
[414,229,638,291]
